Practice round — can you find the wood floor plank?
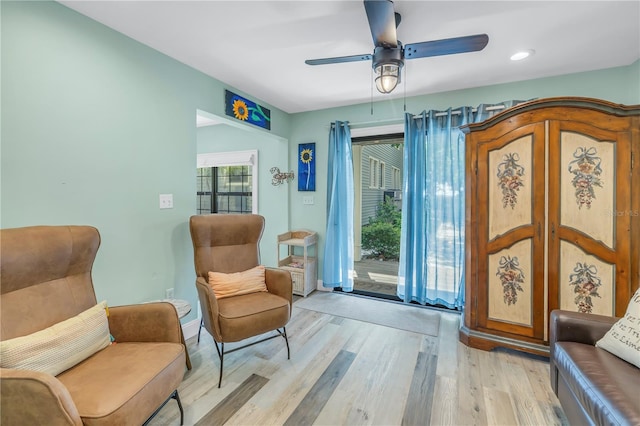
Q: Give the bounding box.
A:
[506,362,549,426]
[160,309,344,425]
[476,348,509,392]
[195,373,268,426]
[310,321,387,426]
[148,293,568,426]
[340,317,378,354]
[365,329,423,426]
[401,351,438,426]
[419,335,439,355]
[435,313,460,379]
[318,325,421,426]
[283,349,356,426]
[536,399,570,426]
[287,307,337,350]
[456,343,488,425]
[430,375,458,425]
[231,315,359,425]
[525,354,557,403]
[483,386,518,426]
[529,360,569,425]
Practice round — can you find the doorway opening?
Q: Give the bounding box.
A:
[352,133,403,301]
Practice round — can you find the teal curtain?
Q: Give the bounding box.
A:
[398,101,526,308]
[323,121,355,291]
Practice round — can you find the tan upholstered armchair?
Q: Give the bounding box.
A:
[189,214,292,388]
[0,226,186,426]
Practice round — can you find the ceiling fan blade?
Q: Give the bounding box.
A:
[305,54,372,66]
[405,34,489,59]
[364,0,397,48]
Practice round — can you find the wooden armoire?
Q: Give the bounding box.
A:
[459,97,640,355]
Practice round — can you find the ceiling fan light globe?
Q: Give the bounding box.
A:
[375,75,398,93]
[375,63,401,94]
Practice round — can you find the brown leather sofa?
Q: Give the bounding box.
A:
[0,226,186,425]
[549,310,640,426]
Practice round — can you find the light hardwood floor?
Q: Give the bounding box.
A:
[150,295,568,425]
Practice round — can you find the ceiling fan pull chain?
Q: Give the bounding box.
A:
[403,64,407,112]
[370,66,374,115]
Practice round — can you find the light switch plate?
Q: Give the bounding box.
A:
[159,194,173,209]
[303,196,314,205]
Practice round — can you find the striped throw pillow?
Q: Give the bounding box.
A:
[0,301,111,376]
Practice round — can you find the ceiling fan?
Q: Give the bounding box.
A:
[305,0,489,94]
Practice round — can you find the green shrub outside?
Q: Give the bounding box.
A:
[362,197,401,260]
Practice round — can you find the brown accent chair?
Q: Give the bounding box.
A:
[0,226,186,426]
[549,310,640,426]
[189,214,292,388]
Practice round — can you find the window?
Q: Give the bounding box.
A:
[392,166,401,190]
[197,167,213,214]
[196,150,258,214]
[379,161,386,189]
[369,157,380,189]
[197,166,252,214]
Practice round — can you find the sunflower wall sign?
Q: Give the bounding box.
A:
[224,90,271,130]
[298,143,315,191]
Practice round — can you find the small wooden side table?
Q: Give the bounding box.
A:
[163,298,192,319]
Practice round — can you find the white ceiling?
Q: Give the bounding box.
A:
[59,1,640,114]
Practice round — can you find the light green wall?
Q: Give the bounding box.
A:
[288,61,640,280]
[196,124,290,267]
[1,1,290,322]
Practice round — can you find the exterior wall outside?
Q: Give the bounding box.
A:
[360,144,403,225]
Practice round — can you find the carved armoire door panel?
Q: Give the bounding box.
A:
[476,122,546,339]
[547,117,634,317]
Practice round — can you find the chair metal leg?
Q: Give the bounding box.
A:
[212,328,290,388]
[281,327,290,359]
[142,389,184,426]
[197,318,204,343]
[213,340,224,388]
[173,390,184,426]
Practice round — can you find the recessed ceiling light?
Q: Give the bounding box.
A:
[510,49,535,61]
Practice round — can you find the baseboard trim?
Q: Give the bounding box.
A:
[182,318,200,340]
[316,279,332,292]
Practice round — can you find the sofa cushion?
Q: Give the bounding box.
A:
[0,301,110,376]
[208,265,268,299]
[554,341,640,426]
[217,292,289,342]
[56,342,185,426]
[596,287,640,368]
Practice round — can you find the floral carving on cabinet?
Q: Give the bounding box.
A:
[496,255,525,306]
[569,262,602,314]
[496,153,525,209]
[568,146,603,209]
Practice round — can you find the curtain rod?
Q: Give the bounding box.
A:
[348,104,508,128]
[331,102,522,130]
[349,118,403,128]
[431,104,506,117]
